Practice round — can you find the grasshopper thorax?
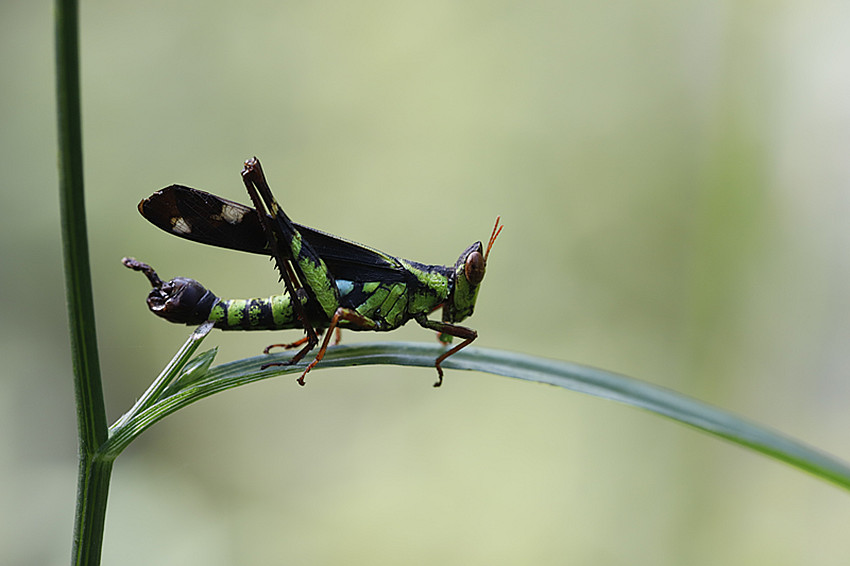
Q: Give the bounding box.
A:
[444,217,503,324]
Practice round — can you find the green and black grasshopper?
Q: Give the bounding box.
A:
[124,157,502,386]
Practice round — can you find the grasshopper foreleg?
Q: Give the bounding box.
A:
[414,316,478,387]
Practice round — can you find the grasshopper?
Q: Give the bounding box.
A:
[125,157,501,386]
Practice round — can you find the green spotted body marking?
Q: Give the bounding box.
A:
[124,157,502,386]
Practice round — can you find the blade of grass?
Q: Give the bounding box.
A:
[111,322,215,431]
[104,341,850,492]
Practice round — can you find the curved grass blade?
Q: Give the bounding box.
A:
[104,341,850,491]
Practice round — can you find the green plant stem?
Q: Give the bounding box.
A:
[56,0,111,564]
[72,457,112,566]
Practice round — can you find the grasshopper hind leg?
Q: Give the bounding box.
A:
[263,327,342,355]
[263,334,314,354]
[259,338,316,379]
[261,328,344,379]
[266,308,377,385]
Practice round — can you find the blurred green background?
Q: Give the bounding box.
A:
[4,1,850,564]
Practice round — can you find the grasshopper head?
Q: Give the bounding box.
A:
[443,217,503,324]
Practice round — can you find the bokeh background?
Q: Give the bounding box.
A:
[4,1,850,564]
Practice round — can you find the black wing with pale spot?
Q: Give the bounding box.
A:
[139,185,269,253]
[139,185,406,282]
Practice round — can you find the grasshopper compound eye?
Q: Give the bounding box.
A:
[464,250,486,286]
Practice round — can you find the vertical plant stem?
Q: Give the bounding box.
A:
[72,456,113,566]
[56,0,112,564]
